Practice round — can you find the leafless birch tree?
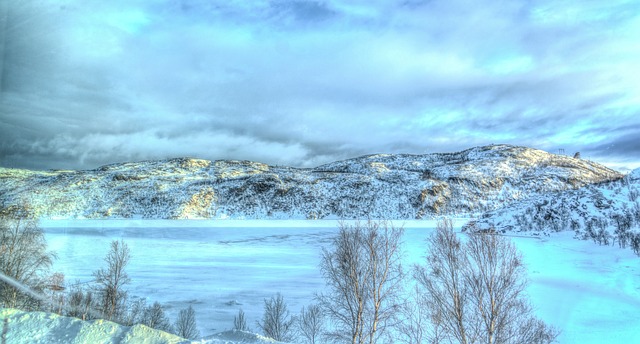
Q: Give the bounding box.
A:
[93,239,131,321]
[414,218,470,344]
[141,301,173,333]
[298,304,325,344]
[397,285,433,344]
[234,309,250,331]
[257,293,295,342]
[318,220,405,344]
[67,285,96,321]
[0,217,55,310]
[414,219,557,344]
[174,305,200,340]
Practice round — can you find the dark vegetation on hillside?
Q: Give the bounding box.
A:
[0,145,621,220]
[470,172,640,256]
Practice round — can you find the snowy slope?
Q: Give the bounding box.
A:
[629,168,640,181]
[0,308,285,344]
[469,168,640,254]
[0,308,188,344]
[0,145,621,220]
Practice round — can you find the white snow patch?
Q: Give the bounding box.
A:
[0,309,287,344]
[206,330,285,343]
[0,308,187,344]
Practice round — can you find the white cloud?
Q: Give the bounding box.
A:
[1,0,639,170]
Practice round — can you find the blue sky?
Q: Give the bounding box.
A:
[1,0,639,171]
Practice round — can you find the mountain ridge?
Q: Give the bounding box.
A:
[0,144,622,220]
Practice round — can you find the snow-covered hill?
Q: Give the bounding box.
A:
[0,308,284,344]
[0,145,621,220]
[469,168,640,254]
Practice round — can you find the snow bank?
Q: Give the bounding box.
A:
[0,309,285,344]
[0,308,187,344]
[205,330,285,343]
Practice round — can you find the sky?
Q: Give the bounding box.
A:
[1,0,639,172]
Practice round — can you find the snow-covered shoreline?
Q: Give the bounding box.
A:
[39,218,463,229]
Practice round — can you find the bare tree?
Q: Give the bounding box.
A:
[414,219,558,344]
[123,298,147,326]
[67,284,96,321]
[234,309,250,331]
[365,221,405,343]
[93,239,131,321]
[174,305,200,340]
[298,304,325,344]
[397,285,433,344]
[318,223,367,344]
[257,293,295,342]
[317,220,405,344]
[0,217,55,310]
[414,218,470,344]
[141,301,173,333]
[465,232,558,344]
[46,272,65,315]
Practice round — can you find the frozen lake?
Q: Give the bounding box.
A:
[44,223,347,336]
[43,220,640,342]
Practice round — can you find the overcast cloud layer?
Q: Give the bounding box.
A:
[1,0,639,171]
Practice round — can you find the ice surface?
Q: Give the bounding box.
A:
[510,232,640,343]
[43,221,341,337]
[41,220,640,343]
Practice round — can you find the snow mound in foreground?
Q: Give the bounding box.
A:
[0,309,284,344]
[206,330,285,343]
[0,308,187,344]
